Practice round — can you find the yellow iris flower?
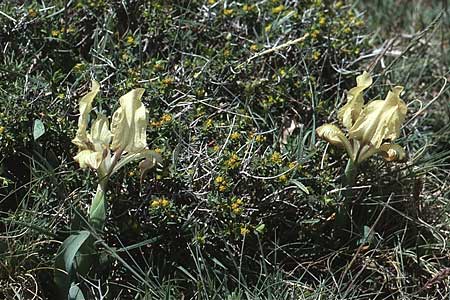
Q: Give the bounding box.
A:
[317,72,407,164]
[72,80,161,178]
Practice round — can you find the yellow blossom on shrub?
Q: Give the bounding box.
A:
[311,29,320,40]
[250,44,258,52]
[270,152,282,164]
[51,30,60,37]
[312,51,321,61]
[28,8,37,17]
[225,153,240,169]
[161,114,172,123]
[319,17,326,26]
[223,9,234,16]
[126,35,135,45]
[240,226,250,236]
[230,132,241,140]
[272,5,284,14]
[278,174,288,183]
[215,176,225,184]
[242,4,252,12]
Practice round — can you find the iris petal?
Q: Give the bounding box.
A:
[110,88,148,153]
[316,124,354,160]
[72,80,100,149]
[349,86,407,148]
[74,149,103,169]
[379,143,406,162]
[338,71,372,129]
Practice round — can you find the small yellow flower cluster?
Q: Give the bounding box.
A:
[225,153,240,169]
[154,62,165,71]
[312,50,321,61]
[150,113,173,127]
[319,17,326,26]
[270,151,282,164]
[223,8,234,16]
[208,0,216,4]
[310,29,320,40]
[215,176,228,192]
[230,132,241,141]
[0,126,5,135]
[150,198,170,209]
[272,5,284,14]
[242,4,253,12]
[73,63,85,73]
[288,161,298,170]
[240,226,250,236]
[204,118,213,128]
[278,174,288,183]
[249,131,267,142]
[230,198,243,215]
[223,49,231,58]
[162,76,174,86]
[249,44,258,52]
[51,29,61,37]
[126,35,135,45]
[28,8,37,17]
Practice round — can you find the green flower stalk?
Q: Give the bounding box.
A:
[316,72,407,186]
[72,80,161,230]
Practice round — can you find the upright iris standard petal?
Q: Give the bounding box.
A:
[110,88,148,153]
[72,80,100,148]
[349,86,407,148]
[89,114,112,149]
[338,71,372,129]
[316,124,354,160]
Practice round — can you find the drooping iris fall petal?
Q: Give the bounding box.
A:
[349,86,407,149]
[338,71,372,129]
[74,149,104,170]
[316,124,354,160]
[110,88,148,153]
[379,143,406,162]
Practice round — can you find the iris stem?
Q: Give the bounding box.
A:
[344,158,358,187]
[89,179,107,231]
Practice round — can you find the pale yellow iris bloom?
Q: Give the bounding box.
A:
[317,71,407,164]
[72,80,161,179]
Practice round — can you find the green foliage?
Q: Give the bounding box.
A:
[0,0,449,299]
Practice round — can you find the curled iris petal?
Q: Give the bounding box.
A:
[338,71,372,129]
[316,124,354,160]
[379,143,406,162]
[72,80,100,148]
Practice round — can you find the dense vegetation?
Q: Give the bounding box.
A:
[0,0,449,299]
